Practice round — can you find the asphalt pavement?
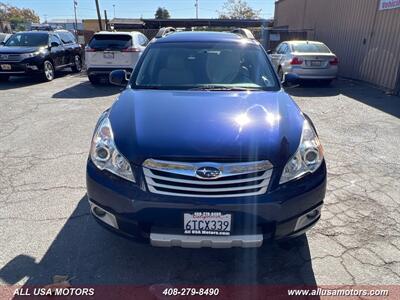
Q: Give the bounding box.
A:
[0,73,399,287]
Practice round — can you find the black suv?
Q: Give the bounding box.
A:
[0,30,83,82]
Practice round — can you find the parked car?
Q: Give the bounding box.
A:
[85,31,148,85]
[0,30,82,82]
[269,40,338,84]
[86,29,327,248]
[0,33,11,45]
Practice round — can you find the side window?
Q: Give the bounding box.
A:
[50,35,62,46]
[278,44,287,54]
[275,44,283,54]
[60,33,68,44]
[138,34,148,46]
[67,32,77,44]
[57,32,74,44]
[284,44,291,54]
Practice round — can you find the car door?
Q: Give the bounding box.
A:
[57,32,73,65]
[270,43,285,70]
[49,34,65,67]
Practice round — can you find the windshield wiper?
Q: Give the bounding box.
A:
[189,86,262,91]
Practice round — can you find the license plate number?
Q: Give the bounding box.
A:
[310,60,322,66]
[103,52,114,59]
[184,212,231,235]
[1,64,11,70]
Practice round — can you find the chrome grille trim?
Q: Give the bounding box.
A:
[143,159,273,198]
[0,54,22,62]
[143,168,271,185]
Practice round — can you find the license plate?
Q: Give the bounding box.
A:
[1,64,11,70]
[184,212,232,235]
[103,52,114,59]
[310,60,322,66]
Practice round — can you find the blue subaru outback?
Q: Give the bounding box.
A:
[86,29,326,248]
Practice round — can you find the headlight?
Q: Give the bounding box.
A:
[90,116,135,182]
[280,119,323,184]
[21,52,40,59]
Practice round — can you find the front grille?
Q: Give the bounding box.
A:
[0,54,22,62]
[143,159,273,198]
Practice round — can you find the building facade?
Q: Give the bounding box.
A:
[274,0,400,94]
[47,19,83,31]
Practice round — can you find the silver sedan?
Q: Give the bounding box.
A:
[269,40,338,84]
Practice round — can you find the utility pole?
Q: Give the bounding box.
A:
[73,0,78,37]
[104,10,109,31]
[113,4,116,18]
[195,0,199,19]
[95,0,103,31]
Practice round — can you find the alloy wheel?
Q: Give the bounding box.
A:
[74,55,82,72]
[44,61,55,81]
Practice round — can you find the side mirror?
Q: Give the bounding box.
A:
[0,41,5,46]
[267,49,273,54]
[51,42,59,47]
[282,72,300,86]
[109,70,130,87]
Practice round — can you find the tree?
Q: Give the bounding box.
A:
[217,0,261,19]
[0,2,40,31]
[154,7,170,19]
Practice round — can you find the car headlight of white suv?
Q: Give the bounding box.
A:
[90,115,135,182]
[280,119,324,184]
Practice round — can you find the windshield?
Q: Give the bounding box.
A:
[89,34,132,50]
[133,42,279,91]
[292,42,331,53]
[5,33,48,47]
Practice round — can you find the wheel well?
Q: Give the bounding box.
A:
[42,58,54,69]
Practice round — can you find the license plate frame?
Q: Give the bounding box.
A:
[184,212,232,236]
[1,64,11,70]
[310,60,322,67]
[103,52,114,59]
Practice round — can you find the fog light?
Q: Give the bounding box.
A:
[93,206,106,217]
[306,209,319,219]
[27,65,39,70]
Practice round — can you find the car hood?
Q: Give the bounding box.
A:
[109,89,304,167]
[0,46,40,54]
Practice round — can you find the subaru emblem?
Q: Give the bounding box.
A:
[196,166,221,179]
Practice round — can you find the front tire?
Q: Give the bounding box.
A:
[71,55,82,73]
[0,74,9,82]
[42,60,55,81]
[320,79,333,86]
[278,67,284,82]
[88,75,100,85]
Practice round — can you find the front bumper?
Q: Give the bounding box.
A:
[86,159,327,248]
[0,58,44,76]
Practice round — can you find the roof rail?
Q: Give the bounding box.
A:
[155,27,176,38]
[231,28,255,39]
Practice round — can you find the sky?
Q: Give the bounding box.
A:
[9,0,276,22]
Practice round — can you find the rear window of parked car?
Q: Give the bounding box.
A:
[292,43,331,53]
[89,34,132,50]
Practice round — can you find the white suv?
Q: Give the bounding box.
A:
[85,31,148,84]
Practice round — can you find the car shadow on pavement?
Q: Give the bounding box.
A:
[0,71,75,91]
[287,79,400,118]
[52,81,122,99]
[0,195,318,292]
